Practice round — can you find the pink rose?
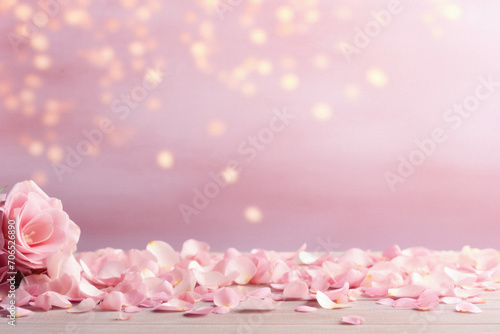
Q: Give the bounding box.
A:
[1,181,80,275]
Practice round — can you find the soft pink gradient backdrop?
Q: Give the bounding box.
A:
[1,1,500,252]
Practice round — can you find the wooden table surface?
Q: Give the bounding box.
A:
[5,289,500,334]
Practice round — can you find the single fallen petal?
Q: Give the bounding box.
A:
[454,287,483,299]
[365,286,388,298]
[185,307,213,316]
[393,298,417,309]
[376,298,395,306]
[466,297,486,304]
[147,240,180,270]
[118,313,133,321]
[155,299,194,312]
[214,287,240,309]
[295,305,317,313]
[283,281,309,299]
[225,256,257,285]
[455,301,482,313]
[316,291,352,309]
[341,316,364,325]
[67,298,96,313]
[213,306,231,314]
[14,307,33,318]
[414,290,440,311]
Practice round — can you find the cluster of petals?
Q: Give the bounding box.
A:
[1,240,499,319]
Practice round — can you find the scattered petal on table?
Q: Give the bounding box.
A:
[376,298,395,306]
[295,306,317,313]
[455,302,482,313]
[341,316,364,325]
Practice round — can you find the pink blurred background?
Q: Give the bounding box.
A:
[1,0,500,252]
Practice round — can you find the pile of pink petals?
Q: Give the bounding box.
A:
[1,240,499,319]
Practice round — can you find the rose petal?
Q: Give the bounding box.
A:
[456,301,482,313]
[34,291,72,311]
[124,306,142,313]
[393,298,417,309]
[341,316,364,325]
[100,291,124,311]
[376,298,395,306]
[67,298,96,313]
[118,313,133,321]
[295,306,317,313]
[283,281,309,300]
[214,287,240,309]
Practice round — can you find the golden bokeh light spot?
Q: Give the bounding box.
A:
[257,60,272,76]
[312,103,332,121]
[134,25,149,38]
[25,74,42,88]
[184,11,197,24]
[241,82,256,96]
[20,89,35,103]
[191,41,207,57]
[276,6,294,22]
[0,0,17,13]
[335,5,352,20]
[136,6,151,20]
[32,171,48,186]
[33,54,52,71]
[146,97,161,112]
[199,21,214,40]
[4,95,19,110]
[366,68,387,87]
[179,32,192,44]
[14,4,32,20]
[47,145,64,163]
[244,206,263,223]
[249,29,267,45]
[43,110,61,126]
[305,9,320,23]
[128,41,145,56]
[281,73,299,91]
[105,19,120,32]
[0,82,10,96]
[157,150,174,169]
[312,53,329,69]
[100,92,113,104]
[22,104,36,116]
[64,9,90,26]
[344,84,360,100]
[30,34,49,52]
[28,140,44,157]
[232,67,247,81]
[421,11,435,24]
[443,3,462,20]
[121,0,137,9]
[239,14,254,27]
[131,58,145,71]
[222,167,239,184]
[207,120,227,137]
[431,26,444,39]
